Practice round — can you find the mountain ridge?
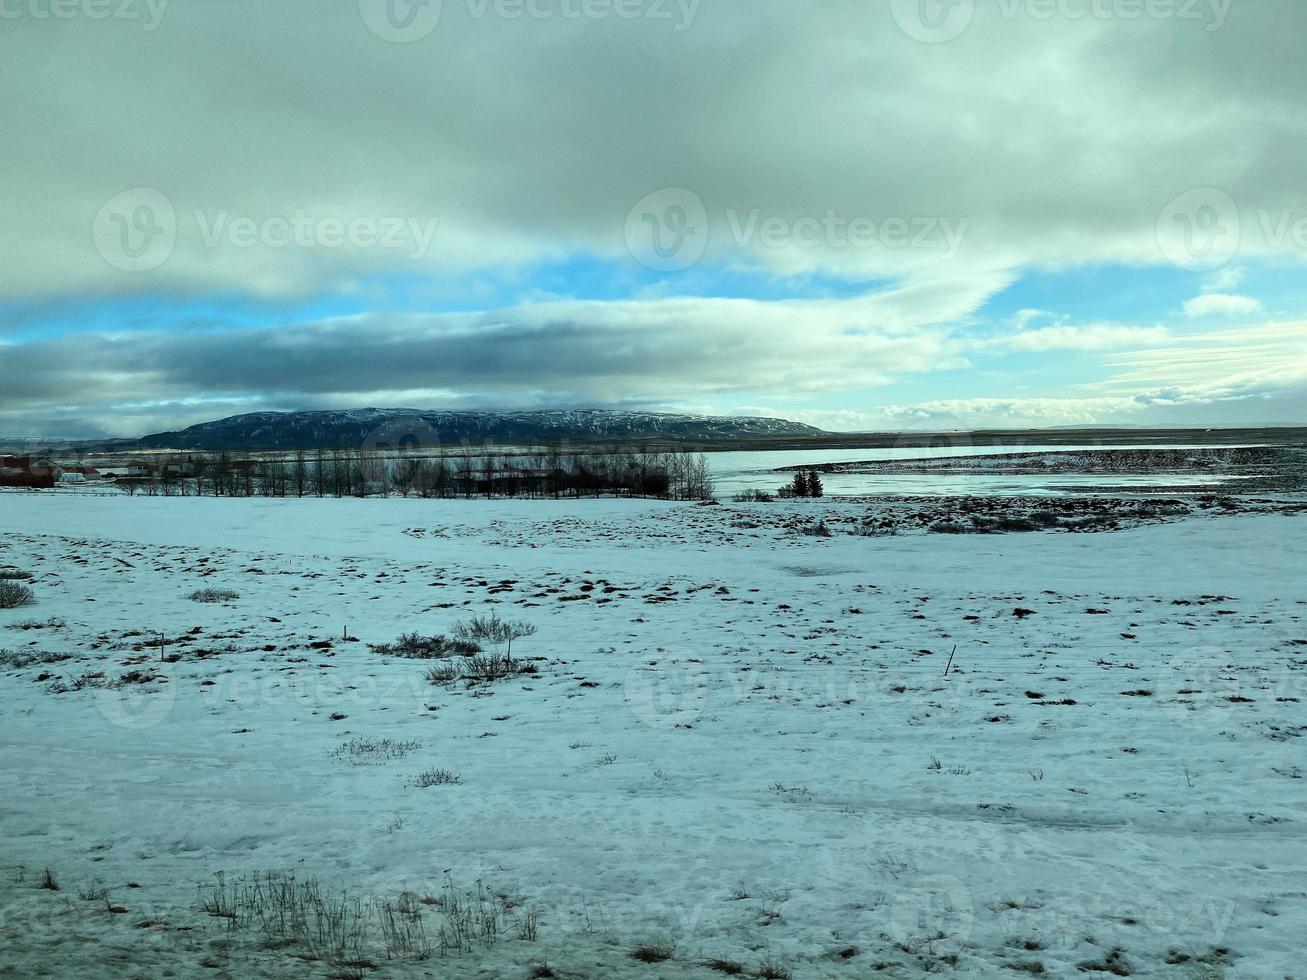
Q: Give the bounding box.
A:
[122,408,825,451]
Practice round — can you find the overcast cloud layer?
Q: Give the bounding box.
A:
[2,0,1306,435]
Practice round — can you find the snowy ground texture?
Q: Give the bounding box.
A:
[1,493,1305,979]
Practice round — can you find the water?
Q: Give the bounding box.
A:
[706,444,1260,498]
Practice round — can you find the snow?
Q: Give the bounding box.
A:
[0,493,1303,978]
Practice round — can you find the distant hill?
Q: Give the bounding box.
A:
[121,409,825,451]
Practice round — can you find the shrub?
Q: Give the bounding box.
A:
[0,581,36,609]
[189,588,240,603]
[732,489,774,503]
[0,569,33,580]
[0,648,69,670]
[370,633,480,659]
[800,521,832,538]
[854,519,897,537]
[464,653,535,682]
[69,671,109,691]
[427,653,536,686]
[425,662,461,686]
[452,614,536,656]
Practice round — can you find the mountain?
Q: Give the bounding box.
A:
[126,409,825,451]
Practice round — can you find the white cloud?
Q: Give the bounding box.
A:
[1183,293,1264,317]
[977,323,1170,353]
[1203,268,1246,292]
[1102,321,1307,397]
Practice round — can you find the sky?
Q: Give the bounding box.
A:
[2,0,1306,438]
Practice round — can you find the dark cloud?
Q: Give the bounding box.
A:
[3,2,1307,297]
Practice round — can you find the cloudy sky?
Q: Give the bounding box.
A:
[2,0,1305,437]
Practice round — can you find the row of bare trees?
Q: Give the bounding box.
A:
[122,446,716,501]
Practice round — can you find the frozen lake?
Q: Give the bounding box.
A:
[706,444,1264,497]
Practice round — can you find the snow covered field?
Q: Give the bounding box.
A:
[1,493,1304,978]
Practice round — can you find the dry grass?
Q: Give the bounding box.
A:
[411,768,462,788]
[331,737,423,767]
[704,956,745,974]
[200,871,527,966]
[629,941,676,963]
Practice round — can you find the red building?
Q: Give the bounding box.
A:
[0,455,60,489]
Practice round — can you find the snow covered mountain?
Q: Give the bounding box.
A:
[130,409,825,451]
